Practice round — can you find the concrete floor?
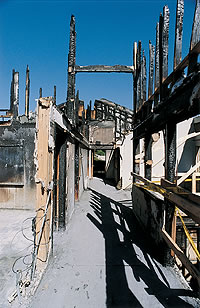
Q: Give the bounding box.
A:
[27,177,200,308]
[0,209,35,308]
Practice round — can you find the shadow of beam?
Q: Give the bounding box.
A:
[87,188,197,308]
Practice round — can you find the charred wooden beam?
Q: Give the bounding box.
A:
[188,0,200,74]
[148,41,155,99]
[74,143,79,201]
[12,71,19,119]
[10,69,15,114]
[25,65,30,117]
[190,0,200,51]
[154,23,160,106]
[75,65,134,73]
[142,50,147,104]
[165,125,176,183]
[54,85,56,105]
[39,88,42,98]
[75,90,79,126]
[155,23,160,92]
[133,71,200,139]
[174,0,184,70]
[58,140,67,229]
[144,134,152,180]
[164,122,176,244]
[133,42,137,114]
[67,15,76,123]
[162,6,170,80]
[137,41,142,110]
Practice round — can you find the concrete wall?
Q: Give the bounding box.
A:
[0,116,36,210]
[66,142,75,223]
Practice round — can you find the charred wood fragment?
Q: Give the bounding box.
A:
[174,0,184,69]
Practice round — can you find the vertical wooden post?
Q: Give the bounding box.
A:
[148,41,155,99]
[35,97,54,269]
[54,85,56,105]
[192,172,197,194]
[75,143,79,201]
[174,0,184,70]
[67,15,76,123]
[25,65,30,117]
[144,134,152,180]
[58,140,67,229]
[188,0,200,74]
[164,123,176,263]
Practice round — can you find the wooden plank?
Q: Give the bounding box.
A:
[75,65,134,73]
[35,97,54,270]
[161,228,200,289]
[174,0,184,69]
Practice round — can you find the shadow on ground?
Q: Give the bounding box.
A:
[87,188,197,308]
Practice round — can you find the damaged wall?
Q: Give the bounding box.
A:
[0,116,36,209]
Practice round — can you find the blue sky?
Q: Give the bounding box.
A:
[0,0,196,114]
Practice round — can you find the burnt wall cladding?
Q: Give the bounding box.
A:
[0,120,36,187]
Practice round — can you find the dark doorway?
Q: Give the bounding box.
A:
[93,149,106,178]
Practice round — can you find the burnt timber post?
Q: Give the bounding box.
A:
[67,15,76,124]
[12,71,19,119]
[25,65,30,117]
[58,139,67,229]
[144,134,152,180]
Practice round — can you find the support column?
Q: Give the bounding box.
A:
[144,134,152,180]
[66,15,76,123]
[58,140,67,229]
[89,149,92,178]
[25,65,30,117]
[164,123,176,263]
[10,70,19,119]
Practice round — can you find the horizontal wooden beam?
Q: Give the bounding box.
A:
[132,172,200,224]
[161,228,200,290]
[75,65,134,73]
[161,178,200,205]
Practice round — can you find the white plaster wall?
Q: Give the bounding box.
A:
[152,131,165,182]
[119,133,133,189]
[150,118,195,182]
